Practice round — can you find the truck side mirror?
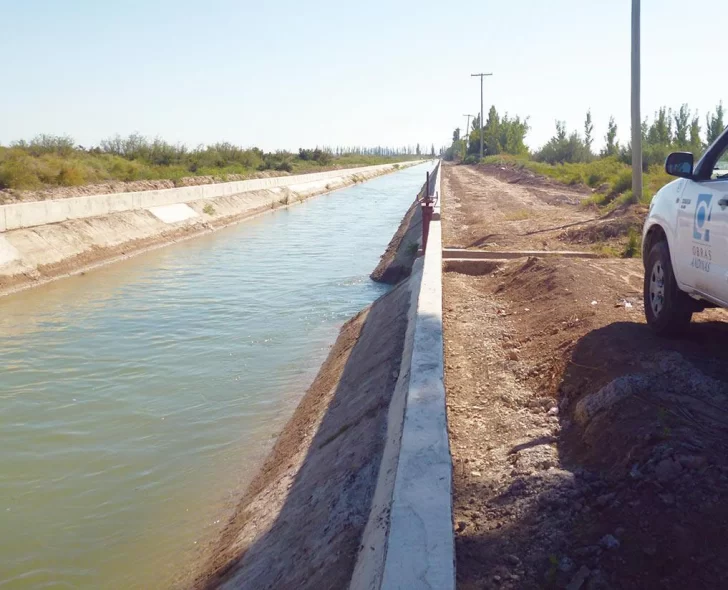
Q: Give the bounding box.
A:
[665,152,694,178]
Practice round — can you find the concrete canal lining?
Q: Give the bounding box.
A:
[0,161,424,297]
[0,164,419,232]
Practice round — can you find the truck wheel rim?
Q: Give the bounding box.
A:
[650,260,665,316]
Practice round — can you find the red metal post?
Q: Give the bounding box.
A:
[421,171,434,253]
[421,199,433,252]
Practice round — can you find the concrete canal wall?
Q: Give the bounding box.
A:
[0,161,423,296]
[196,162,454,590]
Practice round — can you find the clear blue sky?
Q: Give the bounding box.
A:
[1,0,724,153]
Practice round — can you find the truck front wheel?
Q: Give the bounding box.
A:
[644,240,693,336]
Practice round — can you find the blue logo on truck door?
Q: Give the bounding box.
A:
[693,193,713,242]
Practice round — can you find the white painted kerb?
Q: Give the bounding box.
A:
[380,163,454,590]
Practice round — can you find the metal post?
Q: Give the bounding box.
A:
[421,171,434,253]
[631,0,642,200]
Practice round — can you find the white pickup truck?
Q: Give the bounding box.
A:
[643,127,728,335]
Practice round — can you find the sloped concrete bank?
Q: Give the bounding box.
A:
[370,195,422,285]
[195,161,453,590]
[0,162,420,296]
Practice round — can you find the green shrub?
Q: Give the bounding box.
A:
[623,228,640,258]
[0,157,42,189]
[611,170,633,195]
[57,164,86,186]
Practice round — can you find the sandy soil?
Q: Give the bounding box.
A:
[193,276,413,590]
[443,164,728,589]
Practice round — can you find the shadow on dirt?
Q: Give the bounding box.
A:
[457,319,728,590]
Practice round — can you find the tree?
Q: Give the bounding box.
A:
[674,104,690,149]
[647,107,673,146]
[706,102,725,145]
[465,106,529,157]
[584,110,594,157]
[453,128,461,142]
[556,120,567,142]
[602,116,619,157]
[416,143,421,155]
[482,105,500,155]
[430,144,435,157]
[689,115,703,156]
[535,121,589,164]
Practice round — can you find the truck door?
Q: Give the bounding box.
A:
[677,144,728,304]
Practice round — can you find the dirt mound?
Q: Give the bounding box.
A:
[445,256,728,589]
[560,206,646,246]
[194,278,413,590]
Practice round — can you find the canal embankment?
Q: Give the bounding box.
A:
[196,162,454,590]
[0,162,422,296]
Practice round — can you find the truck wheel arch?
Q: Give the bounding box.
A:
[643,224,667,267]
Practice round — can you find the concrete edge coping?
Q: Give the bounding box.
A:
[380,160,455,590]
[349,257,424,590]
[0,160,428,233]
[442,248,601,260]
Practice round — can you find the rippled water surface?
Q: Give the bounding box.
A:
[0,163,433,589]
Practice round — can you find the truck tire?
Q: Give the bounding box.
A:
[644,240,693,336]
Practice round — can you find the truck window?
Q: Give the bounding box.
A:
[712,146,728,179]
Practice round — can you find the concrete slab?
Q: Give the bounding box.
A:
[381,162,454,590]
[147,203,199,224]
[0,235,20,266]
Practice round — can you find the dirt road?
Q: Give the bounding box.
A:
[442,163,644,255]
[443,163,728,589]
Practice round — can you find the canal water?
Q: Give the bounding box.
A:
[0,162,433,589]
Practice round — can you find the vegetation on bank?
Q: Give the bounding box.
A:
[445,102,726,207]
[0,134,427,191]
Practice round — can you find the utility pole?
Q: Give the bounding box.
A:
[463,113,474,156]
[470,72,492,159]
[631,0,642,200]
[463,114,474,139]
